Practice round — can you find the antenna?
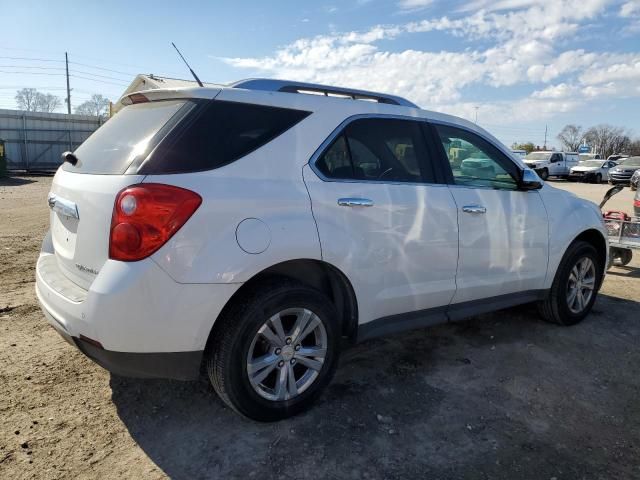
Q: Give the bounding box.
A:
[171,42,204,87]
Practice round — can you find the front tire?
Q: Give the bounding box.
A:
[538,241,602,326]
[206,281,340,421]
[594,173,602,184]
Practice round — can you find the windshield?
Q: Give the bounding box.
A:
[63,100,191,174]
[579,160,604,167]
[618,157,640,166]
[524,152,552,161]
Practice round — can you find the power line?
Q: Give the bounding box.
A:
[69,61,138,77]
[0,64,65,71]
[0,70,66,76]
[69,74,129,86]
[0,55,63,63]
[69,68,134,82]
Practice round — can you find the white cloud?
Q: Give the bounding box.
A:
[221,0,640,125]
[620,0,640,17]
[397,0,434,11]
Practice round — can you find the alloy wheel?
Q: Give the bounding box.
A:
[246,308,327,401]
[566,257,596,314]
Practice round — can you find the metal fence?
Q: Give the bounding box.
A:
[0,109,103,172]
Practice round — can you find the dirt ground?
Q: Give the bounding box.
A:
[1,175,639,480]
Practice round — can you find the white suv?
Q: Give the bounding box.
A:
[36,79,608,421]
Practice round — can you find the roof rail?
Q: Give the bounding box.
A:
[229,78,419,108]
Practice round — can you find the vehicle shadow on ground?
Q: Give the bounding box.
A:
[110,295,640,479]
[607,265,640,279]
[0,176,36,187]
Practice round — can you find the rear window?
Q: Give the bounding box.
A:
[63,100,190,174]
[139,100,311,174]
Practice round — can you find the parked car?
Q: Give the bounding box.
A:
[578,153,601,162]
[511,149,526,160]
[630,169,639,191]
[607,154,629,163]
[568,159,617,183]
[523,151,579,180]
[36,79,608,421]
[608,156,640,185]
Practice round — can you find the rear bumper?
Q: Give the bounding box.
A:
[35,231,241,380]
[40,305,202,379]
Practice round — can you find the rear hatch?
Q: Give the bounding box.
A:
[48,98,194,290]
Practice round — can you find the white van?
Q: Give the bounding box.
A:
[524,151,579,180]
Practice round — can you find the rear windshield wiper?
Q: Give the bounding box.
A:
[62,151,79,166]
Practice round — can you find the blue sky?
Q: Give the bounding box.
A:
[1,0,639,147]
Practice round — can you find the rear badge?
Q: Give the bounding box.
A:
[75,264,99,275]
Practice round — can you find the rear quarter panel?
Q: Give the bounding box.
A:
[144,107,334,284]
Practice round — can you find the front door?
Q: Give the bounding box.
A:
[304,117,459,327]
[431,123,549,305]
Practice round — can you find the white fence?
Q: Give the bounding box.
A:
[0,109,103,171]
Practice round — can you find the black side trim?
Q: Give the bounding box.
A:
[357,290,547,342]
[447,290,546,322]
[74,338,203,381]
[357,306,448,343]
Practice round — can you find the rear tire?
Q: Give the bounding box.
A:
[538,241,602,326]
[612,248,633,266]
[206,280,340,421]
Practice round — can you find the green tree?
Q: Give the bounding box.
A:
[511,142,536,154]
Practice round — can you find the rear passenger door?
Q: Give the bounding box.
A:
[304,117,459,328]
[431,123,548,305]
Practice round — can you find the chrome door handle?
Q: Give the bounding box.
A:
[338,197,374,207]
[462,205,486,214]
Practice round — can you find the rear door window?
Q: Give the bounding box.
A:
[63,100,190,174]
[140,101,311,174]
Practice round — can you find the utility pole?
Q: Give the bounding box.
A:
[543,124,548,150]
[65,52,71,114]
[474,106,479,124]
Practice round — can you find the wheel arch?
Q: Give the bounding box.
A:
[203,259,359,362]
[567,228,608,288]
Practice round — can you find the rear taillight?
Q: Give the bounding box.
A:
[109,184,202,261]
[634,199,640,208]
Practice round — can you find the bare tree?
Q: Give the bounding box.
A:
[628,139,640,157]
[35,93,61,113]
[15,88,62,112]
[584,124,631,159]
[557,124,584,152]
[15,88,40,111]
[75,94,110,117]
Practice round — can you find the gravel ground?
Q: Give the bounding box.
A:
[1,175,639,480]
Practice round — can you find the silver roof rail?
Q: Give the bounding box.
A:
[229,78,419,108]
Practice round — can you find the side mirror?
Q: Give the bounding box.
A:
[519,168,543,190]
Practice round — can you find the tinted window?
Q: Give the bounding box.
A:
[140,101,311,174]
[435,124,518,190]
[316,118,433,183]
[316,135,353,178]
[63,100,190,174]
